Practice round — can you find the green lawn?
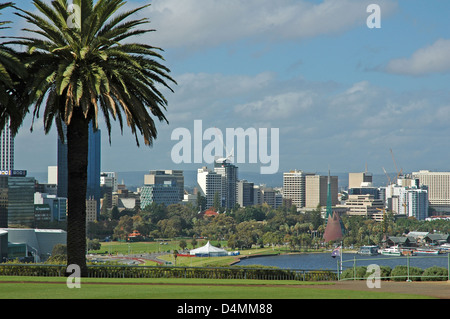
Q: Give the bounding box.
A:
[0,276,434,299]
[91,240,320,267]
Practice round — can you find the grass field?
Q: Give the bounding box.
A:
[90,240,322,267]
[0,276,434,299]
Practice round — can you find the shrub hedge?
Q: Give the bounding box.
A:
[339,265,448,281]
[0,264,447,281]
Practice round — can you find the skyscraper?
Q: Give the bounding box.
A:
[214,160,238,209]
[305,173,338,210]
[197,167,222,209]
[87,122,101,216]
[412,170,450,213]
[283,170,314,209]
[0,122,14,171]
[236,180,254,208]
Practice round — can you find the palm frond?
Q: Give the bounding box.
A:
[15,0,175,146]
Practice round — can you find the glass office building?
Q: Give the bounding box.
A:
[140,182,180,209]
[0,175,35,228]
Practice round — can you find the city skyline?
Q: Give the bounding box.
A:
[5,1,450,176]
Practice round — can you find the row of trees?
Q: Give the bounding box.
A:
[88,202,450,250]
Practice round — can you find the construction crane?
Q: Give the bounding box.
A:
[390,148,403,183]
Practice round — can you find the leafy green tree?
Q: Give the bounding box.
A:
[196,192,206,212]
[305,204,323,230]
[191,237,197,249]
[113,215,134,241]
[202,213,236,240]
[87,238,101,251]
[213,191,221,212]
[14,0,175,276]
[179,239,187,251]
[142,202,168,224]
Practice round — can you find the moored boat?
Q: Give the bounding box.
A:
[380,246,401,256]
[414,248,440,255]
[358,245,379,256]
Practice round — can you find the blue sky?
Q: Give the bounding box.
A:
[5,0,450,179]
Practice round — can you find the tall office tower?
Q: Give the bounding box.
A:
[412,170,450,213]
[57,122,101,216]
[144,170,184,202]
[236,180,254,208]
[197,167,222,209]
[214,160,238,209]
[87,122,101,216]
[305,174,338,209]
[0,122,14,171]
[406,187,429,220]
[283,170,314,209]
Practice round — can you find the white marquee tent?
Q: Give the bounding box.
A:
[189,241,228,257]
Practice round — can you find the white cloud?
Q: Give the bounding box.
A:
[142,0,397,50]
[234,91,316,120]
[385,38,450,76]
[15,70,450,174]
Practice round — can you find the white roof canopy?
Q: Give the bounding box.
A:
[190,241,227,255]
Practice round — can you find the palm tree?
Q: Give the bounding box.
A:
[0,2,27,135]
[13,0,175,276]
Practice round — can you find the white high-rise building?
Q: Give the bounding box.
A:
[283,170,314,208]
[412,170,450,213]
[48,166,58,185]
[197,167,222,209]
[385,179,429,220]
[0,122,14,171]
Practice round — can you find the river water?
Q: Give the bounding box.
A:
[236,252,450,271]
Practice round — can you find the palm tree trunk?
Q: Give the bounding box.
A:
[66,107,89,277]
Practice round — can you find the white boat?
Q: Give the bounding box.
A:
[380,246,401,256]
[414,248,440,255]
[358,245,379,256]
